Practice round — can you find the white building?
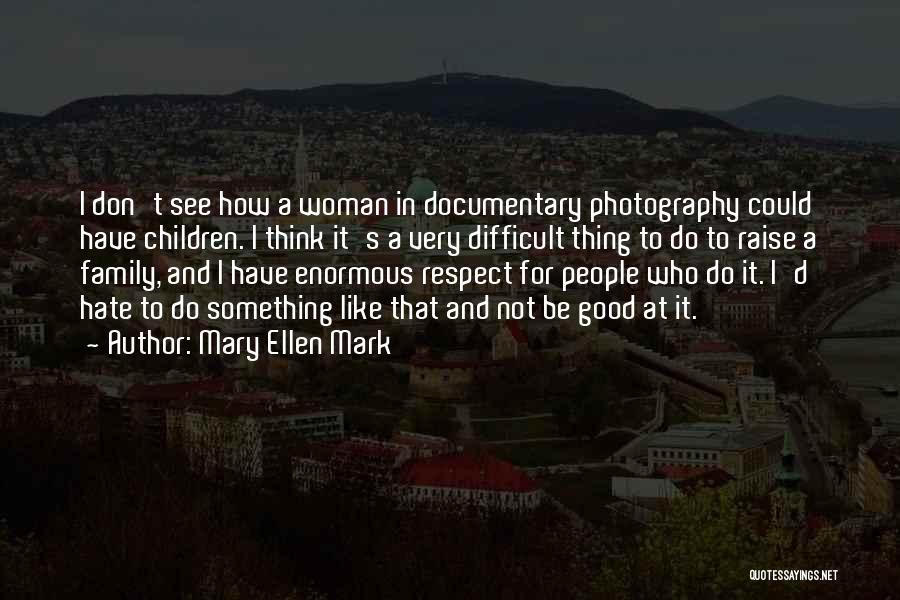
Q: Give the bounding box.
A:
[0,349,30,371]
[0,309,46,348]
[641,422,785,495]
[737,376,782,426]
[167,394,343,480]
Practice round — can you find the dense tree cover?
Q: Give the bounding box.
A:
[0,395,592,600]
[309,360,408,410]
[399,402,460,438]
[552,367,613,437]
[2,384,897,600]
[596,486,900,600]
[470,360,555,415]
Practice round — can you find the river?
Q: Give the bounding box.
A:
[819,283,900,428]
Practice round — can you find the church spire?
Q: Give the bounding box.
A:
[775,429,801,489]
[770,428,806,531]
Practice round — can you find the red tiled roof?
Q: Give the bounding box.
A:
[867,226,900,246]
[806,514,830,531]
[504,320,528,344]
[395,452,539,493]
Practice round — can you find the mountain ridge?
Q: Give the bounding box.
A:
[712,95,900,143]
[0,112,41,128]
[35,73,733,135]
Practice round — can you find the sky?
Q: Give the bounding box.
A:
[3,0,900,115]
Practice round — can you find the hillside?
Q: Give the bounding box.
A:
[42,73,734,135]
[0,112,40,128]
[714,95,900,143]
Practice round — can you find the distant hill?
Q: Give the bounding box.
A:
[713,95,900,143]
[847,100,900,109]
[0,112,40,128]
[43,73,734,135]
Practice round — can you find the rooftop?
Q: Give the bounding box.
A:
[643,422,784,452]
[395,451,539,493]
[611,476,682,500]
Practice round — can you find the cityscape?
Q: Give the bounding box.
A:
[2,65,900,599]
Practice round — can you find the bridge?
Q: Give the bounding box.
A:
[813,314,900,340]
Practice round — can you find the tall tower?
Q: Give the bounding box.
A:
[295,122,308,199]
[770,429,806,529]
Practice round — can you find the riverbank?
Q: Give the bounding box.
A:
[820,283,900,428]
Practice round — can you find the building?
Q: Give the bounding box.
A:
[10,251,46,273]
[736,376,781,425]
[168,393,343,481]
[854,429,900,514]
[770,430,806,529]
[866,222,900,252]
[293,434,542,512]
[394,451,543,512]
[641,422,784,495]
[0,309,46,349]
[293,437,412,494]
[491,320,529,360]
[292,431,458,494]
[408,352,479,402]
[712,288,777,334]
[676,348,755,382]
[611,476,683,510]
[109,377,230,450]
[661,327,729,356]
[390,430,457,458]
[0,349,30,371]
[408,345,509,403]
[671,467,735,494]
[598,332,734,415]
